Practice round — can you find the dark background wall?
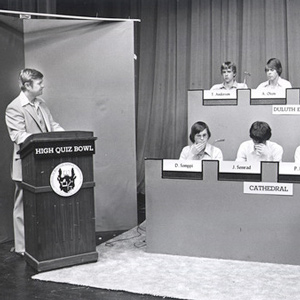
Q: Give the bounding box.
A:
[0,15,24,243]
[0,15,138,243]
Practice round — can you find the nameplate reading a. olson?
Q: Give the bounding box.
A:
[219,161,260,174]
[163,159,202,172]
[272,105,300,115]
[251,89,285,99]
[203,90,236,99]
[244,182,293,196]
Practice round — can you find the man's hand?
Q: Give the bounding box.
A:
[191,141,206,155]
[254,143,270,157]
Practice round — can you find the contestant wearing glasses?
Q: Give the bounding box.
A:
[235,121,283,162]
[256,58,292,90]
[179,121,223,160]
[210,61,248,90]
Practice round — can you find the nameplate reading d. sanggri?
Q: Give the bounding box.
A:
[34,140,95,158]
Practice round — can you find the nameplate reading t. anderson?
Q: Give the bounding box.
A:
[163,159,202,172]
[204,90,236,99]
[243,182,293,196]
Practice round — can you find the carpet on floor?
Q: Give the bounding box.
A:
[32,222,300,300]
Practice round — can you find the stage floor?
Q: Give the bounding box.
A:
[0,231,176,300]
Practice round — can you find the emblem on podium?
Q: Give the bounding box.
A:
[50,162,83,197]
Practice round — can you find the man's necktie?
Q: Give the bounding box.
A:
[34,101,47,132]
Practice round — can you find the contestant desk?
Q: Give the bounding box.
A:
[145,159,300,265]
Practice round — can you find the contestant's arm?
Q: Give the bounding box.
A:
[270,144,283,161]
[235,143,247,162]
[179,146,198,160]
[179,146,189,160]
[214,148,223,161]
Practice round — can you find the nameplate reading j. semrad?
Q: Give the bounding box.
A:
[203,90,237,99]
[162,159,202,172]
[243,182,293,196]
[272,105,300,115]
[219,161,260,173]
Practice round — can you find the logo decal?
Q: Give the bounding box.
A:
[50,162,83,197]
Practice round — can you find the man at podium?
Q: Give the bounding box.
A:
[5,68,64,256]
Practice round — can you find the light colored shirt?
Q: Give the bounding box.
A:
[210,81,248,90]
[179,143,223,160]
[236,140,283,162]
[294,146,300,163]
[256,77,292,90]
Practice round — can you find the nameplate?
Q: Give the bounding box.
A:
[34,140,95,158]
[244,182,293,196]
[163,159,202,172]
[204,90,236,99]
[279,162,300,174]
[251,89,285,99]
[219,161,260,173]
[272,105,300,115]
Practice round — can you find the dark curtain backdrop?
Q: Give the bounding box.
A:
[1,0,300,194]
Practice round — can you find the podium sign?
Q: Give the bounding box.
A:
[19,131,98,272]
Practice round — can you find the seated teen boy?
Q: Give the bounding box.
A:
[210,61,248,90]
[236,121,283,162]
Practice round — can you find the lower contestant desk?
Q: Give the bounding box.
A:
[145,159,300,265]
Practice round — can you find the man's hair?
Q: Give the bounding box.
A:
[189,121,211,143]
[249,121,272,143]
[265,58,282,76]
[19,68,43,91]
[221,61,237,75]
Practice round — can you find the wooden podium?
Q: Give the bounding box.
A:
[19,131,98,272]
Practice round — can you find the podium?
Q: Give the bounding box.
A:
[19,131,98,272]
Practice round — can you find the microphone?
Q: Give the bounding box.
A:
[213,138,225,144]
[243,71,251,84]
